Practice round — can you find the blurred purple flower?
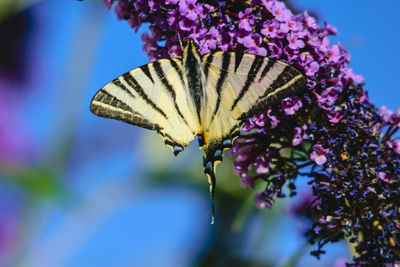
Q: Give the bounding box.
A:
[0,88,33,165]
[265,0,292,22]
[254,191,274,209]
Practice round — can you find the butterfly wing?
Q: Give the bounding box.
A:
[202,51,306,148]
[200,51,306,166]
[90,58,199,155]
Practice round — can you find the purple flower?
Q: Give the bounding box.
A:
[255,152,272,173]
[327,44,341,63]
[303,11,318,29]
[261,20,279,38]
[280,20,300,33]
[179,0,201,21]
[327,109,344,123]
[236,28,252,45]
[321,87,341,105]
[281,96,302,115]
[242,34,267,56]
[198,26,220,54]
[167,9,180,26]
[378,172,393,184]
[312,91,334,111]
[178,17,197,31]
[242,33,261,48]
[265,109,280,128]
[240,175,255,188]
[103,0,115,9]
[283,46,298,62]
[238,8,255,31]
[248,46,268,56]
[254,191,274,209]
[141,31,159,61]
[287,32,305,50]
[292,124,307,146]
[267,42,282,58]
[343,68,363,83]
[386,139,400,154]
[267,1,292,22]
[310,144,330,165]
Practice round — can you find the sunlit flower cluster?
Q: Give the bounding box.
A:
[104,0,400,265]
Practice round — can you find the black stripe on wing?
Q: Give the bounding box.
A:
[152,61,193,132]
[203,53,215,83]
[230,55,264,111]
[139,65,154,83]
[112,78,136,99]
[169,59,184,81]
[91,90,161,130]
[121,73,168,119]
[258,59,277,83]
[209,52,231,124]
[238,68,307,121]
[234,52,244,72]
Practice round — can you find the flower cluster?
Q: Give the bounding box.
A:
[104,0,400,265]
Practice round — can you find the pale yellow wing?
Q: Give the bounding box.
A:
[201,51,306,153]
[90,58,200,155]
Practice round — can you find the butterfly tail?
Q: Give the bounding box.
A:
[203,153,219,225]
[203,138,232,224]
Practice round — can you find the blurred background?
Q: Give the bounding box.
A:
[0,0,399,266]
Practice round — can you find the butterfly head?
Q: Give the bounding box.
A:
[182,40,201,64]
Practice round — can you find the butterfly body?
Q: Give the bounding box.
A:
[91,41,306,223]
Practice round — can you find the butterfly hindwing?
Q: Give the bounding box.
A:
[201,51,306,146]
[90,58,199,153]
[199,51,306,181]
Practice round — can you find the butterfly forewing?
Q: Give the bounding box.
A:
[90,58,199,151]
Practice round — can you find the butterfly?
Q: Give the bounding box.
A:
[90,41,307,223]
